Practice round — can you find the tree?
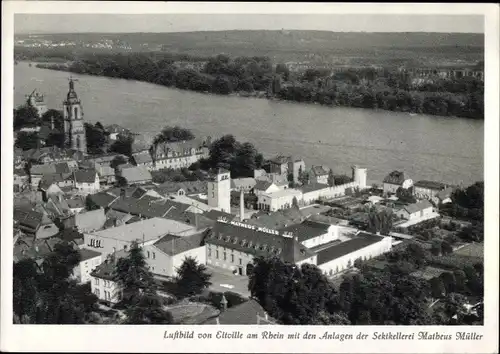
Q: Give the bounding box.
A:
[441,240,453,255]
[125,292,174,324]
[84,123,107,155]
[15,131,40,150]
[429,277,445,298]
[298,165,309,185]
[175,257,212,298]
[367,207,393,236]
[41,109,64,131]
[334,174,352,186]
[327,169,335,187]
[439,272,456,295]
[14,105,40,130]
[109,134,134,157]
[110,155,129,170]
[114,241,155,303]
[396,186,417,203]
[153,126,195,146]
[292,196,299,208]
[431,239,442,256]
[45,131,65,148]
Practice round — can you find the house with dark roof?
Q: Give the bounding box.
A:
[132,151,154,169]
[253,180,281,196]
[38,172,74,191]
[316,232,392,276]
[13,236,60,264]
[205,220,316,276]
[87,191,119,210]
[309,165,330,185]
[279,219,339,249]
[155,181,208,197]
[413,180,447,200]
[90,250,127,304]
[230,177,257,192]
[203,299,276,325]
[97,165,116,185]
[73,170,100,194]
[13,206,59,239]
[73,248,103,284]
[383,171,413,195]
[268,155,290,175]
[395,200,435,221]
[120,166,153,185]
[247,206,305,230]
[143,229,208,278]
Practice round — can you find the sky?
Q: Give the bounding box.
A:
[14,14,484,34]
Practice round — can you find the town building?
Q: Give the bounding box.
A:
[316,232,392,276]
[288,157,306,185]
[14,169,29,192]
[205,219,316,276]
[230,177,257,192]
[73,170,100,194]
[268,155,290,175]
[279,220,339,249]
[413,180,447,200]
[352,165,368,190]
[257,188,303,212]
[395,200,435,221]
[437,187,454,204]
[83,217,197,256]
[132,151,154,169]
[13,206,59,239]
[154,181,208,197]
[73,248,102,284]
[86,153,128,168]
[90,252,125,304]
[63,78,87,154]
[120,166,153,185]
[253,180,281,196]
[207,169,231,213]
[309,165,330,185]
[142,230,207,278]
[151,140,209,171]
[97,165,116,185]
[383,171,413,195]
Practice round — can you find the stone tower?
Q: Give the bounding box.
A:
[207,168,231,213]
[63,78,87,154]
[351,165,367,190]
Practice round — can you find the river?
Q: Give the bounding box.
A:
[14,62,483,186]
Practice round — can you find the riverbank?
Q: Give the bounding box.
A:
[34,58,483,120]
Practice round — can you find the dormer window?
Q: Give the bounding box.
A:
[225,236,231,242]
[275,248,282,255]
[254,243,260,250]
[240,239,247,247]
[248,241,253,248]
[218,235,223,240]
[232,237,238,244]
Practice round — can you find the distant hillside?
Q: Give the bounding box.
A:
[15,30,484,66]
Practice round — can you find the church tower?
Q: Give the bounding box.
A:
[63,78,87,154]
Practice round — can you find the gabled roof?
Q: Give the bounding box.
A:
[88,191,119,208]
[437,187,455,200]
[154,181,208,196]
[203,299,275,325]
[231,178,257,190]
[403,200,433,214]
[39,173,69,190]
[206,220,314,263]
[247,207,304,230]
[74,170,98,184]
[109,196,190,220]
[253,180,274,191]
[30,164,57,176]
[67,197,85,209]
[317,232,385,265]
[413,180,446,190]
[153,230,207,256]
[383,171,407,185]
[13,206,45,233]
[310,165,330,177]
[79,248,102,262]
[300,183,330,194]
[269,155,290,165]
[132,152,153,165]
[98,166,115,177]
[54,162,71,174]
[279,220,330,243]
[121,166,152,184]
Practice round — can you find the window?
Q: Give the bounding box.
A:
[216,250,219,259]
[223,252,227,261]
[239,258,242,265]
[231,254,234,263]
[208,247,212,257]
[94,289,100,297]
[94,278,99,286]
[147,251,150,258]
[153,252,156,259]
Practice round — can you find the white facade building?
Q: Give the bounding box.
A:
[207,169,231,213]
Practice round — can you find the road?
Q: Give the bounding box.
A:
[206,265,250,298]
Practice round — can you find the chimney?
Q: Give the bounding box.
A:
[240,189,245,221]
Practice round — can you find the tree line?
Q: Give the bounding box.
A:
[34,50,484,119]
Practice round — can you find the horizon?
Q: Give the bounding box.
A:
[14,14,484,35]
